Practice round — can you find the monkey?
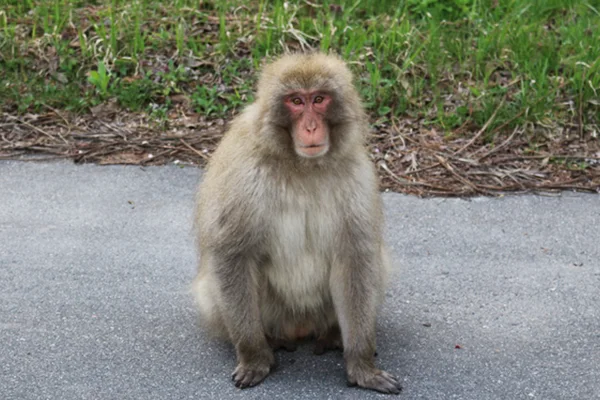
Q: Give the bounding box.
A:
[192,52,401,395]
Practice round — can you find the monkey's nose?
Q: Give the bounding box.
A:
[304,119,318,134]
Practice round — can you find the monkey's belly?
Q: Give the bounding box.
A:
[267,202,336,307]
[263,192,340,338]
[262,253,335,340]
[264,253,331,310]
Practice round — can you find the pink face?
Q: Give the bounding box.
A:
[284,91,332,158]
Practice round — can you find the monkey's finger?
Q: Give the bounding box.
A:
[351,369,402,395]
[231,367,249,387]
[233,370,254,389]
[369,371,402,395]
[231,366,241,381]
[238,370,256,388]
[249,371,269,387]
[232,366,269,389]
[383,373,403,392]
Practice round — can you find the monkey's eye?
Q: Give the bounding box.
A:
[292,98,303,105]
[314,96,324,104]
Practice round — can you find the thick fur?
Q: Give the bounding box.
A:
[193,52,401,394]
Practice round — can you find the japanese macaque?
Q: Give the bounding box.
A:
[192,52,401,394]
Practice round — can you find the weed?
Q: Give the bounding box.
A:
[87,61,112,99]
[192,85,220,117]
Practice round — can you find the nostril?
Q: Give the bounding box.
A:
[305,118,317,132]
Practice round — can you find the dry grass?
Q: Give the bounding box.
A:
[2,108,598,197]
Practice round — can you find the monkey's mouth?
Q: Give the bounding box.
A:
[297,143,329,158]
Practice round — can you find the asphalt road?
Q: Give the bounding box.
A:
[1,161,599,400]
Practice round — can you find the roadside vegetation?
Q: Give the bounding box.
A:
[1,0,599,195]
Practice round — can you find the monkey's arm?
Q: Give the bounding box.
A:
[329,206,402,394]
[210,248,275,388]
[198,164,275,389]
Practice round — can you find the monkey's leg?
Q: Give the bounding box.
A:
[313,325,343,355]
[213,254,275,389]
[330,252,402,395]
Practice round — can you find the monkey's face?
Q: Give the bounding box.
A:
[284,91,332,158]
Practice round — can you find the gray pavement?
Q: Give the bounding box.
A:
[1,160,599,400]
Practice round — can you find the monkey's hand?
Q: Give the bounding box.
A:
[232,347,275,389]
[346,362,402,395]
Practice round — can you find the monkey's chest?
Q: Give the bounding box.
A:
[265,200,339,310]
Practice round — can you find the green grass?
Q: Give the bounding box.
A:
[1,0,599,135]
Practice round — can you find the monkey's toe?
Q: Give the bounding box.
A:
[231,363,271,389]
[313,326,343,355]
[267,337,298,352]
[348,368,402,395]
[313,337,343,355]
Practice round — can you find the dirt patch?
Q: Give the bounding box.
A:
[1,109,598,197]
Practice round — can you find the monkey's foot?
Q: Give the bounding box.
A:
[347,366,402,395]
[267,337,298,352]
[231,350,275,389]
[313,327,343,355]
